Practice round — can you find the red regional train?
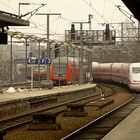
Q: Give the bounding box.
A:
[21,57,88,84]
[33,64,48,80]
[50,57,88,85]
[20,64,48,80]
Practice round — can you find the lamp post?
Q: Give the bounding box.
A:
[88,36,93,83]
[66,45,69,85]
[58,44,61,86]
[70,44,76,84]
[25,37,28,86]
[37,39,41,89]
[36,37,46,89]
[22,35,30,87]
[8,31,17,86]
[9,34,13,86]
[28,35,37,90]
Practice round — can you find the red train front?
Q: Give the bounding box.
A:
[50,57,79,85]
[33,64,47,80]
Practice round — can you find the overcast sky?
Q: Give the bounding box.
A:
[0,0,137,40]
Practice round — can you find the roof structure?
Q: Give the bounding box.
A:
[0,10,29,27]
[122,0,140,21]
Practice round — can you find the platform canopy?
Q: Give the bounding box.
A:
[122,0,140,21]
[0,10,29,27]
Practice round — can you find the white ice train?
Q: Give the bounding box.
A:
[92,62,140,92]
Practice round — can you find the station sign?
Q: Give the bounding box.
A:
[27,57,51,64]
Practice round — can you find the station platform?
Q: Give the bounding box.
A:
[102,106,140,140]
[0,84,96,103]
[0,84,96,120]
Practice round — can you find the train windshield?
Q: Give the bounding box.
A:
[132,67,140,74]
[34,65,46,72]
[54,64,67,76]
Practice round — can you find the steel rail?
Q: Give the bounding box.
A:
[60,92,136,140]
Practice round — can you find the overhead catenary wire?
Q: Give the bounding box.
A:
[1,0,138,43]
[1,0,17,13]
[82,0,109,23]
[116,5,135,23]
[107,0,135,23]
[102,0,107,18]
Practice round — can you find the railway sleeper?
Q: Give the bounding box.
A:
[86,98,114,110]
[63,96,106,117]
[28,106,67,131]
[63,99,95,117]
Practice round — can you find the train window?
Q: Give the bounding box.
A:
[54,64,67,75]
[40,66,46,72]
[132,67,140,74]
[34,66,38,71]
[34,65,46,72]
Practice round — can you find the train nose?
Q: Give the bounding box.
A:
[131,80,140,85]
[129,80,140,91]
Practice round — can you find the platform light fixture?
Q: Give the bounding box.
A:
[41,37,48,43]
[49,40,55,44]
[14,32,24,39]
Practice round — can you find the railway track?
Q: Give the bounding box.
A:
[0,84,116,139]
[60,92,138,140]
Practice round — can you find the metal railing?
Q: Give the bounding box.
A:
[65,30,116,44]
